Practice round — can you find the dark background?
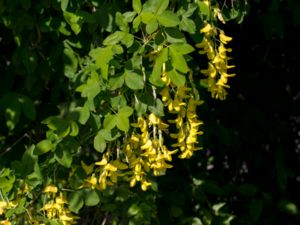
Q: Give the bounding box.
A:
[156,0,300,224]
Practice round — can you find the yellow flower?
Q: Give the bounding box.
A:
[43,184,58,193]
[219,31,232,44]
[200,23,212,33]
[95,157,108,166]
[0,220,11,225]
[200,63,217,78]
[141,179,152,191]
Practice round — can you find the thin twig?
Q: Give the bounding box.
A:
[101,213,109,225]
[0,133,30,157]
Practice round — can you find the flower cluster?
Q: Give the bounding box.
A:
[40,185,78,225]
[196,23,235,100]
[0,200,15,225]
[160,64,203,159]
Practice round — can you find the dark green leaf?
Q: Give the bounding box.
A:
[84,189,100,206]
[165,28,186,43]
[68,191,84,213]
[21,48,37,74]
[55,144,73,168]
[237,183,257,196]
[18,95,36,120]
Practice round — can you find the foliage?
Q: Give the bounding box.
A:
[3,0,299,225]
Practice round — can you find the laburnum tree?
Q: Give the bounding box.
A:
[0,0,249,224]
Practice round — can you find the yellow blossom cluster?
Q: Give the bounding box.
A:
[40,184,78,225]
[82,113,178,191]
[0,200,15,225]
[81,62,204,191]
[196,23,235,100]
[160,63,203,159]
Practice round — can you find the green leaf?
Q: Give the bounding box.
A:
[180,17,196,34]
[89,46,114,79]
[55,144,73,168]
[128,203,141,216]
[143,0,169,15]
[169,46,189,73]
[21,48,37,74]
[135,100,147,116]
[18,95,36,120]
[197,1,210,18]
[132,0,142,13]
[121,33,134,48]
[155,0,169,15]
[42,116,71,138]
[76,72,101,100]
[157,11,180,27]
[94,132,107,153]
[103,114,117,130]
[34,140,53,155]
[133,15,142,31]
[109,75,125,90]
[63,47,78,79]
[212,202,226,215]
[168,69,186,87]
[123,11,137,22]
[103,31,124,46]
[0,93,22,130]
[84,189,100,206]
[20,145,38,175]
[69,121,79,136]
[165,28,186,43]
[146,18,158,34]
[278,200,298,215]
[115,12,129,32]
[97,129,121,141]
[116,114,130,132]
[124,70,144,90]
[78,103,90,125]
[61,0,69,11]
[63,11,83,35]
[169,43,194,55]
[111,96,127,111]
[119,106,134,117]
[148,99,164,116]
[68,191,84,213]
[141,12,155,24]
[150,47,168,86]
